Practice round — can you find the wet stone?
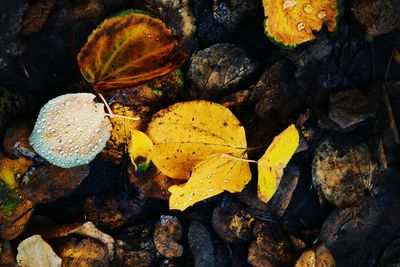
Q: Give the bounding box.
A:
[0,240,16,266]
[0,0,28,46]
[350,0,400,38]
[0,87,26,136]
[84,194,145,229]
[250,60,303,121]
[328,88,370,130]
[188,221,216,267]
[153,215,183,258]
[112,222,159,267]
[3,119,36,159]
[212,197,254,242]
[187,43,259,100]
[312,137,378,207]
[248,221,297,267]
[54,237,110,267]
[20,164,90,204]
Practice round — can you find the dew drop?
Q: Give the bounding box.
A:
[317,10,327,19]
[297,22,306,31]
[36,129,42,134]
[303,4,313,13]
[199,179,204,184]
[223,179,229,183]
[208,188,214,194]
[6,211,12,216]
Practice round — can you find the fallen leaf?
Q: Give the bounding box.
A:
[77,10,187,93]
[129,130,154,172]
[0,155,32,189]
[168,153,251,210]
[29,93,112,168]
[258,124,299,203]
[100,69,184,162]
[262,0,340,48]
[0,155,34,240]
[16,235,62,267]
[147,100,251,210]
[147,100,249,179]
[101,102,144,162]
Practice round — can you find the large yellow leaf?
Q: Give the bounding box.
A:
[146,100,249,179]
[77,10,187,93]
[263,0,340,48]
[258,124,299,203]
[169,153,251,211]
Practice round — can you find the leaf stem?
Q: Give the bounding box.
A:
[98,93,140,121]
[221,154,259,164]
[105,113,140,121]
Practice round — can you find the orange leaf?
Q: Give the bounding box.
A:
[263,0,340,48]
[77,10,187,93]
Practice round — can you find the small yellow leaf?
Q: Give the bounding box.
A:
[258,124,299,203]
[0,156,32,189]
[147,100,248,179]
[169,153,251,211]
[129,130,154,172]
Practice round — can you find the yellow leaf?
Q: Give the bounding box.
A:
[147,100,249,179]
[169,153,251,211]
[0,156,32,189]
[258,124,299,203]
[129,130,154,172]
[263,0,340,48]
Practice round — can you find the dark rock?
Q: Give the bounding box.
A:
[54,237,110,267]
[328,88,371,129]
[319,198,384,266]
[350,0,400,38]
[128,162,184,201]
[73,0,104,23]
[250,60,303,121]
[21,0,55,34]
[153,215,183,258]
[0,87,26,136]
[20,164,90,204]
[268,164,300,219]
[188,221,215,267]
[0,0,28,46]
[212,197,254,242]
[113,222,159,267]
[294,244,335,267]
[3,118,36,159]
[248,221,298,267]
[84,194,145,229]
[186,43,259,100]
[191,0,232,45]
[312,137,378,207]
[145,0,197,52]
[212,0,258,33]
[0,240,16,266]
[378,235,400,266]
